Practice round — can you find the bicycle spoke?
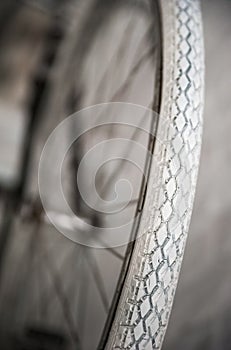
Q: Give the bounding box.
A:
[39,229,81,347]
[85,249,109,313]
[94,23,153,109]
[94,19,136,104]
[75,246,89,339]
[4,221,41,322]
[38,243,78,318]
[104,247,124,260]
[110,44,156,102]
[96,239,125,260]
[97,108,151,201]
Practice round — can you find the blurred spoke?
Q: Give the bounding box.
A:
[40,228,81,347]
[85,250,109,313]
[109,44,156,101]
[98,108,151,200]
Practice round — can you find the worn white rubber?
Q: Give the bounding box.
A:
[106,0,204,348]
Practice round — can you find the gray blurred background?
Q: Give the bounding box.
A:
[163,0,231,349]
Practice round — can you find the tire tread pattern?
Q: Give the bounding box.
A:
[106,0,204,348]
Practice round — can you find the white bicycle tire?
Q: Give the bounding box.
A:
[105,0,204,348]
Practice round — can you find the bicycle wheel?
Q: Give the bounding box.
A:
[0,0,204,349]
